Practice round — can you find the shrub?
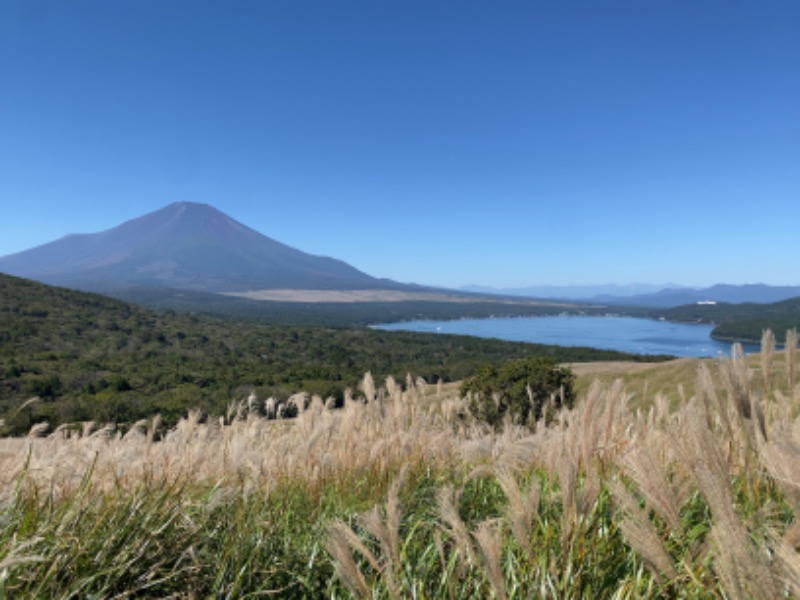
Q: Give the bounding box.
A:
[461,356,575,428]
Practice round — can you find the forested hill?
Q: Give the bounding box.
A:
[0,273,668,435]
[656,297,800,343]
[710,297,800,343]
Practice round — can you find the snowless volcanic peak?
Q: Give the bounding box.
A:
[0,202,401,292]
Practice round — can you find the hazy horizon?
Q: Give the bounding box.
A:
[2,2,798,289]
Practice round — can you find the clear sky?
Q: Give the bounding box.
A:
[2,1,798,289]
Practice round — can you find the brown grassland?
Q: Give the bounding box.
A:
[223,288,569,304]
[1,329,799,597]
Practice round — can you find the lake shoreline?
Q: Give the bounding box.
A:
[374,314,758,358]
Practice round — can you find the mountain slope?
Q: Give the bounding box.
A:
[0,202,405,292]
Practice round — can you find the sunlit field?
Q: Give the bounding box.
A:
[1,330,799,598]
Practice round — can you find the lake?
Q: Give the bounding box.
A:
[374,315,758,358]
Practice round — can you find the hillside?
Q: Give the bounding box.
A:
[653,297,800,343]
[709,297,800,342]
[0,273,666,435]
[0,202,409,292]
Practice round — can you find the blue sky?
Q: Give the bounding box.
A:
[1,1,798,289]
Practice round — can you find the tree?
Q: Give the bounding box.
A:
[461,356,575,429]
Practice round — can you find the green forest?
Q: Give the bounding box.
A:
[0,273,664,435]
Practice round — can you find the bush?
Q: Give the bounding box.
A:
[461,356,575,428]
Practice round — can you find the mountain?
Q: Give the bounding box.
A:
[595,284,800,308]
[0,202,408,293]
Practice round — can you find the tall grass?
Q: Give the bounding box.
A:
[1,331,800,597]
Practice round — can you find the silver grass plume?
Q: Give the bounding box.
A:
[472,519,507,600]
[607,477,677,582]
[761,329,776,395]
[787,328,798,391]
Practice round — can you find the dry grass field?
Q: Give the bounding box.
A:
[223,288,569,304]
[1,330,799,597]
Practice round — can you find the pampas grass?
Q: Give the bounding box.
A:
[788,328,798,391]
[3,330,800,596]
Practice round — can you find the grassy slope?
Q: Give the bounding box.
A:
[570,342,800,414]
[569,358,701,409]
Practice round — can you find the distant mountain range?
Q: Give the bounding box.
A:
[593,284,800,308]
[0,202,411,293]
[462,283,800,308]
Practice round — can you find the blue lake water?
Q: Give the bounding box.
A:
[374,315,758,358]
